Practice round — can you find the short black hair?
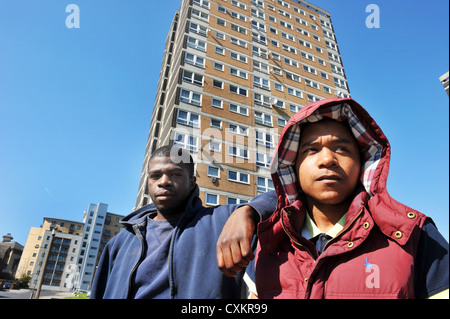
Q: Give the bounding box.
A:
[149,145,195,177]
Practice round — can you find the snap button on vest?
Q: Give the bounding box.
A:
[363,222,370,229]
[347,242,354,248]
[394,231,403,239]
[407,212,416,219]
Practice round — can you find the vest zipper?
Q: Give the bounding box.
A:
[280,209,315,258]
[127,224,146,299]
[321,208,364,253]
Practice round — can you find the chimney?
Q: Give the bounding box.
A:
[2,233,13,243]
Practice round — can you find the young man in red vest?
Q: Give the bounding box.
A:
[245,98,448,299]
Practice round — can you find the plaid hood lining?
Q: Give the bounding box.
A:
[273,102,383,205]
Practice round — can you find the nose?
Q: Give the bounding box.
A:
[317,147,337,168]
[157,174,172,187]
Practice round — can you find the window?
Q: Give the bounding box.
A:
[255,130,274,147]
[210,118,222,129]
[334,77,347,89]
[254,92,270,107]
[217,5,226,13]
[176,110,200,127]
[231,23,247,35]
[229,84,248,96]
[275,99,285,108]
[277,0,290,8]
[285,72,300,83]
[217,18,226,26]
[180,88,201,106]
[230,10,246,22]
[281,31,295,42]
[174,133,198,151]
[298,39,312,49]
[295,17,308,26]
[255,111,273,126]
[230,51,247,63]
[227,197,249,205]
[297,27,309,37]
[282,43,296,54]
[209,140,221,152]
[193,0,210,8]
[231,0,246,9]
[230,36,247,48]
[205,193,219,205]
[228,123,249,135]
[229,103,249,116]
[323,30,335,40]
[301,51,314,62]
[284,57,298,68]
[256,152,272,168]
[213,79,223,89]
[277,117,287,127]
[252,32,267,45]
[228,170,249,184]
[191,8,209,21]
[278,8,291,18]
[212,98,223,108]
[189,22,208,36]
[331,64,344,76]
[185,52,204,68]
[215,31,225,40]
[214,61,224,71]
[207,166,220,178]
[279,20,293,30]
[303,65,317,75]
[307,94,320,103]
[230,67,247,79]
[251,8,264,19]
[228,145,249,159]
[305,79,320,89]
[187,36,206,51]
[251,20,265,32]
[257,177,274,192]
[289,104,300,113]
[287,87,303,98]
[274,83,283,92]
[253,76,270,90]
[215,46,225,55]
[182,70,203,86]
[252,46,268,59]
[253,60,269,73]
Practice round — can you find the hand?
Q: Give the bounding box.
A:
[216,205,259,277]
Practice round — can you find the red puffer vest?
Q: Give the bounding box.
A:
[255,98,429,299]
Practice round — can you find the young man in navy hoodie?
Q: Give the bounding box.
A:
[91,145,276,299]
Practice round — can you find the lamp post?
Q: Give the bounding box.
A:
[33,226,56,299]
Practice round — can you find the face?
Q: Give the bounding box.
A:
[295,119,361,207]
[147,156,196,220]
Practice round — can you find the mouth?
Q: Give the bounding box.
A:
[155,192,176,199]
[316,175,342,182]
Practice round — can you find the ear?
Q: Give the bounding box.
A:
[189,176,197,190]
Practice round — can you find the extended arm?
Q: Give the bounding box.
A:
[216,191,277,277]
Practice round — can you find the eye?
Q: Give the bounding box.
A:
[334,146,349,153]
[303,147,318,155]
[149,173,161,180]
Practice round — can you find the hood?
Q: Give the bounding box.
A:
[271,98,389,209]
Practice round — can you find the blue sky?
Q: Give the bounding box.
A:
[0,0,448,246]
